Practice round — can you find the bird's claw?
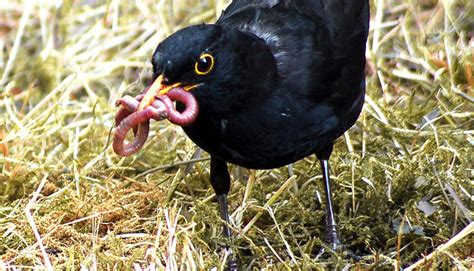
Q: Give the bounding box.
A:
[316,242,361,261]
[224,248,239,271]
[226,258,239,271]
[326,226,341,251]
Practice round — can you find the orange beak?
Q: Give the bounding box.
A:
[138,75,200,110]
[138,75,178,110]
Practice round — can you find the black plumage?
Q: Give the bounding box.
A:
[148,0,369,266]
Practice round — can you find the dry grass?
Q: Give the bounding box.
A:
[0,0,473,270]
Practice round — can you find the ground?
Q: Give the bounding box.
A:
[0,0,473,270]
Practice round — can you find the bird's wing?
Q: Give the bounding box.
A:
[218,0,369,100]
[220,0,369,47]
[218,0,369,139]
[219,0,279,19]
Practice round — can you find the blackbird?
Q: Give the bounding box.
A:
[114,0,369,264]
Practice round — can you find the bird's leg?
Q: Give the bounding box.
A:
[217,194,232,238]
[316,145,340,250]
[320,158,340,250]
[210,157,232,238]
[210,157,239,270]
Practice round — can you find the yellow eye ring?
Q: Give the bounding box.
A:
[195,53,214,75]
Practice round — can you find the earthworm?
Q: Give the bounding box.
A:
[113,88,199,156]
[114,95,143,136]
[113,108,153,157]
[160,88,199,126]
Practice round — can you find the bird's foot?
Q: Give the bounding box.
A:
[219,246,240,271]
[226,258,239,271]
[316,242,361,261]
[315,226,359,260]
[323,223,341,251]
[315,240,339,259]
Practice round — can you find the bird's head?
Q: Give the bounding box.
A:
[140,24,278,118]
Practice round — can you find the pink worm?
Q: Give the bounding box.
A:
[160,88,199,126]
[113,109,153,157]
[113,88,198,157]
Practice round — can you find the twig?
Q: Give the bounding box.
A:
[264,237,291,270]
[24,174,54,271]
[445,182,473,222]
[396,216,405,271]
[0,0,34,87]
[372,0,385,53]
[405,222,474,270]
[136,157,210,178]
[242,175,297,234]
[267,205,297,265]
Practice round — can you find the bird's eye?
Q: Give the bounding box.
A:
[195,53,214,75]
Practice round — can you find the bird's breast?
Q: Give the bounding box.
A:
[182,106,330,169]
